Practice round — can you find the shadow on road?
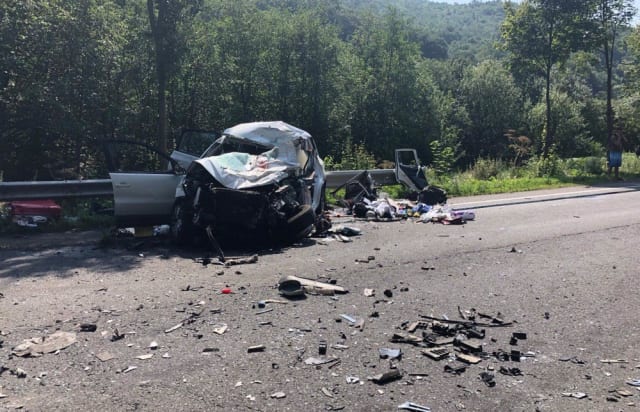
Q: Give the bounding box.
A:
[0,229,320,280]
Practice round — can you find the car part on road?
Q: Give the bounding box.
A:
[397,401,431,411]
[370,369,402,384]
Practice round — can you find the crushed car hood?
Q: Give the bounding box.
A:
[193,121,315,190]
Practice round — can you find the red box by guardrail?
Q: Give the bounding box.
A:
[8,199,62,219]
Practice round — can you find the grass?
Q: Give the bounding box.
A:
[428,153,640,197]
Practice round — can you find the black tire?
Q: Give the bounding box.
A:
[170,199,194,245]
[283,204,315,242]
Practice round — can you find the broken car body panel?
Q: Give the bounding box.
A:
[395,148,428,192]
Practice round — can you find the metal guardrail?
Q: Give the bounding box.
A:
[0,170,396,201]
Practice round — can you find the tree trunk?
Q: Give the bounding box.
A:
[604,35,614,152]
[147,0,168,154]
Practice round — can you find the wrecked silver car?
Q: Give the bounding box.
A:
[108,121,327,250]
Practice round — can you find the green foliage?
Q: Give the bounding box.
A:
[0,0,638,185]
[469,158,505,180]
[323,142,376,171]
[459,59,523,161]
[429,140,456,176]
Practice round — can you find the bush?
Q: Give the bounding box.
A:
[469,158,505,180]
[324,143,377,171]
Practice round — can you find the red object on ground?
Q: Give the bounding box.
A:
[8,200,62,219]
[221,288,232,294]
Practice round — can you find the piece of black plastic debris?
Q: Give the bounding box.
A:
[466,327,485,339]
[248,345,265,353]
[544,312,550,320]
[110,329,125,342]
[480,372,496,387]
[379,348,402,360]
[79,323,97,332]
[383,289,393,298]
[202,347,220,353]
[370,311,379,318]
[444,364,466,375]
[513,332,527,340]
[509,336,518,346]
[499,366,523,376]
[422,348,449,360]
[371,369,402,384]
[493,350,510,361]
[510,350,521,362]
[319,340,327,356]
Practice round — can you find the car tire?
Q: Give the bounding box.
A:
[170,199,194,245]
[283,204,315,242]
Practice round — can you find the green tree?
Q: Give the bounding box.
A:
[146,0,197,153]
[500,0,597,158]
[0,0,128,180]
[592,0,635,150]
[459,60,523,161]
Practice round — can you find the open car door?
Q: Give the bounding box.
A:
[104,140,185,227]
[170,129,219,170]
[395,148,428,192]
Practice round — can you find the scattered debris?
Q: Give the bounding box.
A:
[370,369,402,385]
[164,310,202,334]
[456,353,482,365]
[321,387,334,398]
[270,391,286,399]
[12,331,77,357]
[213,324,228,335]
[346,376,360,384]
[120,366,137,374]
[135,354,153,360]
[79,323,97,332]
[379,348,402,360]
[601,359,627,364]
[12,368,27,379]
[340,314,357,324]
[479,372,496,387]
[422,348,449,361]
[319,340,327,356]
[279,275,348,296]
[443,364,468,377]
[304,357,340,366]
[149,341,158,350]
[498,366,522,376]
[164,323,183,334]
[110,329,125,342]
[278,278,305,298]
[363,288,375,297]
[562,392,587,399]
[247,345,265,353]
[397,401,431,411]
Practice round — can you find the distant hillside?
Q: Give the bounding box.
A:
[343,0,506,60]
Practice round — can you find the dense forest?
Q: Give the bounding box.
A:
[1,0,639,181]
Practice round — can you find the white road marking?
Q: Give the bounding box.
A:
[453,184,640,208]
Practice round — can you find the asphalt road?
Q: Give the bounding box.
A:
[1,182,639,412]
